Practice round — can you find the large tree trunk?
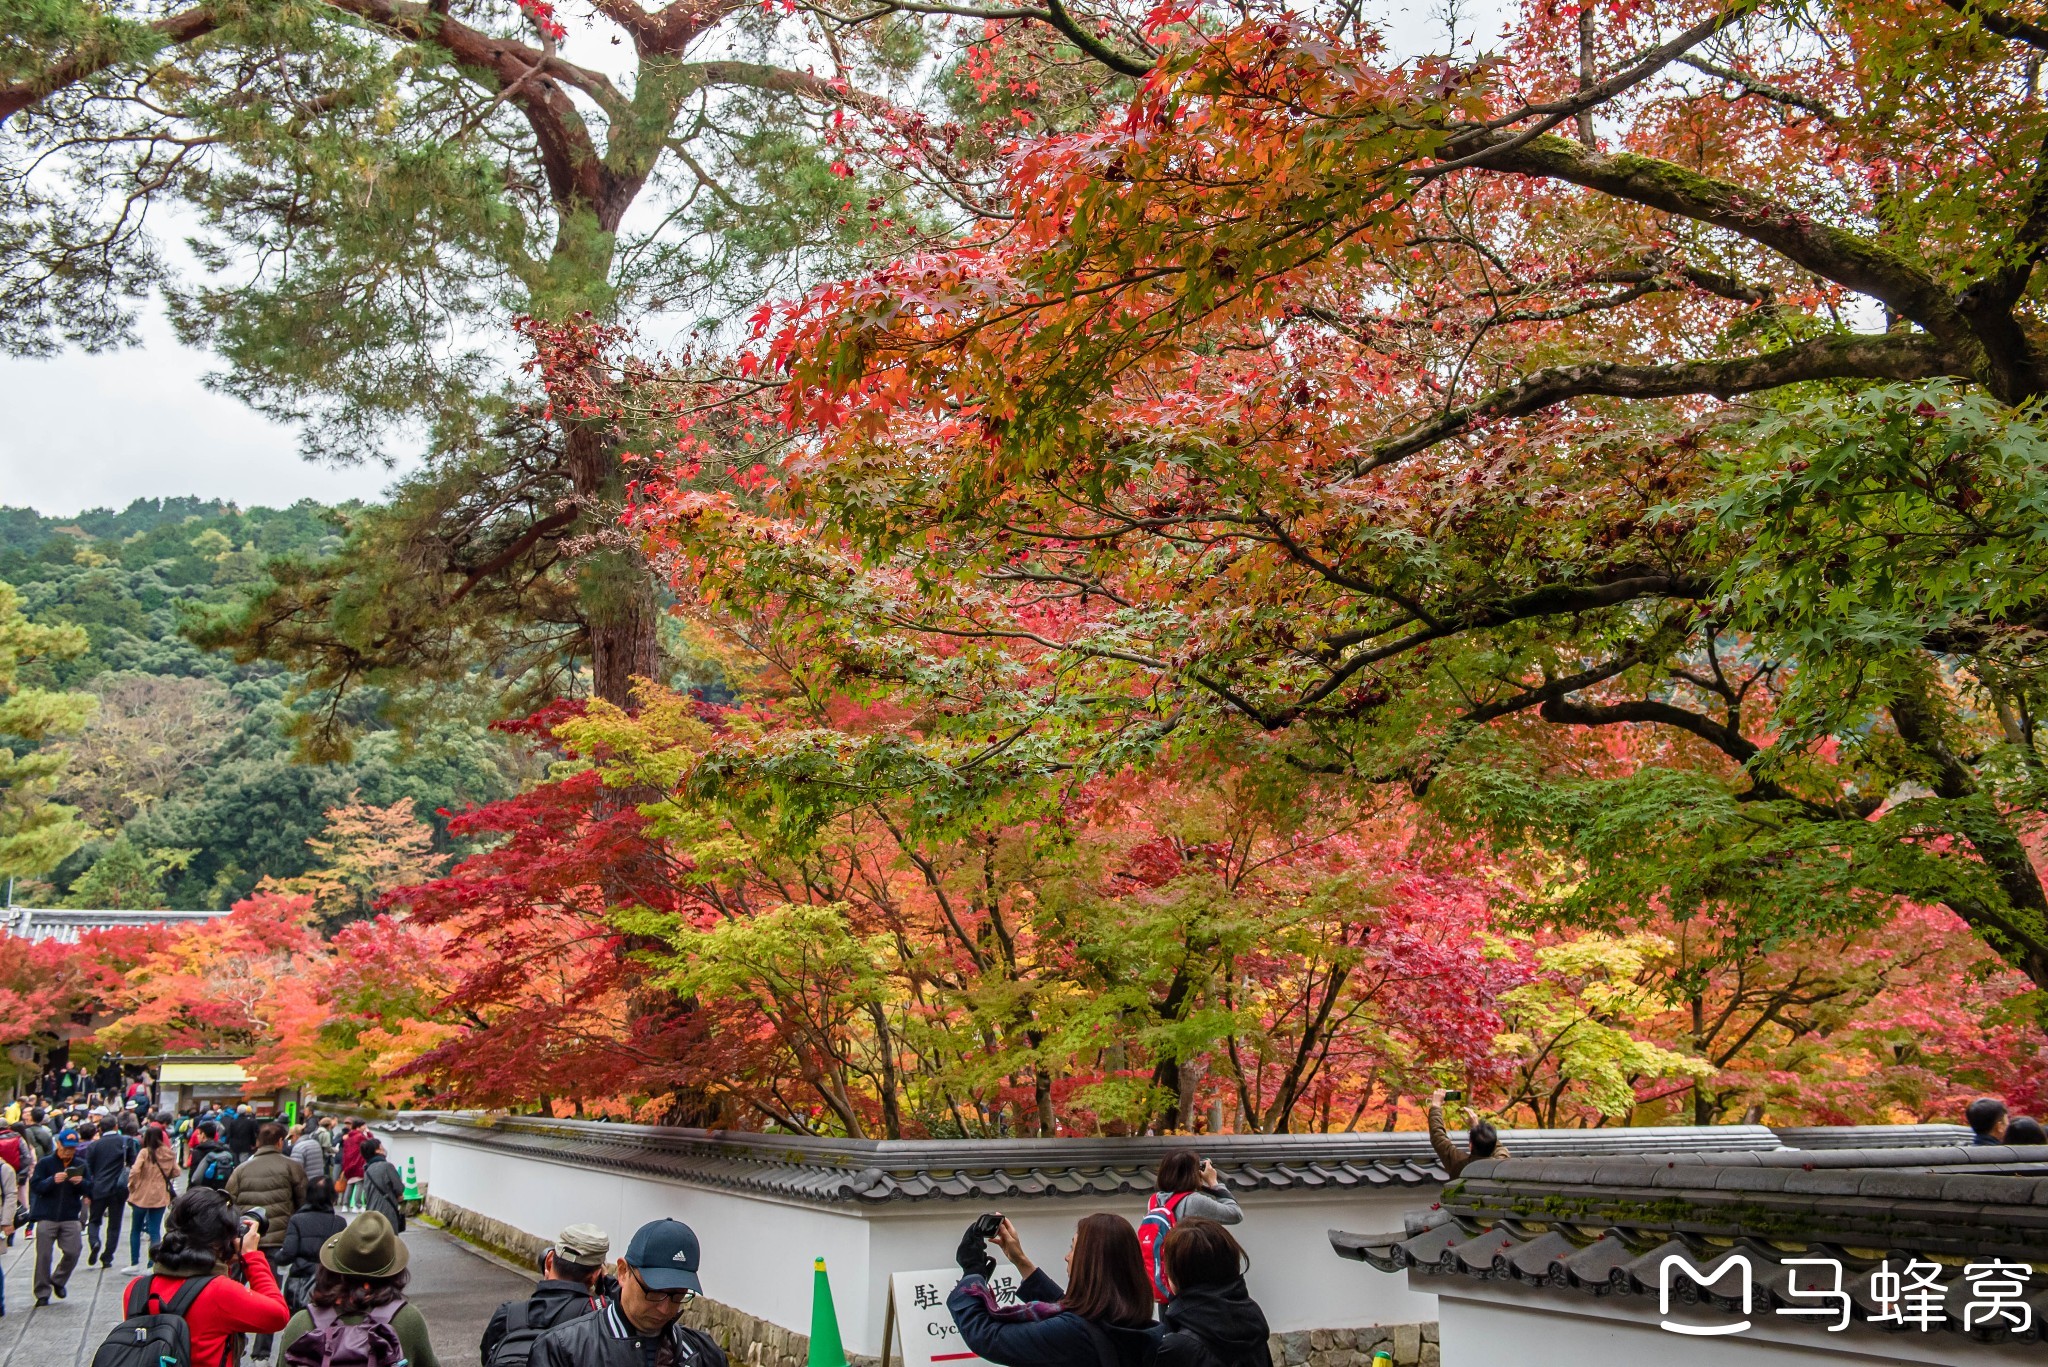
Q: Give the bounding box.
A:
[586,573,661,708]
[564,413,662,708]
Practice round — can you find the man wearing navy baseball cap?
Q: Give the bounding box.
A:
[28,1127,88,1304]
[535,1218,730,1367]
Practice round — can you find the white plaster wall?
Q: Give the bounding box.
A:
[370,1127,1442,1357]
[1433,1281,2036,1367]
[373,1124,432,1191]
[620,1174,874,1352]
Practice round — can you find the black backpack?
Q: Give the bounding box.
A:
[489,1294,603,1367]
[90,1275,215,1367]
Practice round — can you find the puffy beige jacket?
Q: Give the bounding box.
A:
[128,1143,180,1208]
[227,1147,305,1249]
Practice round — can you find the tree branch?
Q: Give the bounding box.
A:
[1349,333,1954,477]
[1452,134,1983,365]
[1677,54,1838,119]
[0,4,220,124]
[448,507,579,604]
[1041,0,1153,78]
[1537,696,1760,763]
[1943,0,2048,51]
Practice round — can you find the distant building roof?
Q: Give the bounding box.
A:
[2,904,228,943]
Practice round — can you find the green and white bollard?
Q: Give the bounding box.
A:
[402,1157,422,1202]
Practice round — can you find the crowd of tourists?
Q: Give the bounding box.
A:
[0,1104,1278,1367]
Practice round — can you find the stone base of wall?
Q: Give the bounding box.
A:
[423,1193,547,1269]
[682,1295,880,1367]
[1272,1324,1438,1367]
[421,1194,1434,1367]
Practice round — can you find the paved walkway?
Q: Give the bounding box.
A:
[0,1217,535,1367]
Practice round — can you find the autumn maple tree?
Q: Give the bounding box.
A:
[581,0,2048,1020]
[0,927,160,1077]
[97,892,323,1056]
[245,914,461,1106]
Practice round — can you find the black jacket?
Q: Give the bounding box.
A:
[481,1279,608,1363]
[225,1112,261,1154]
[280,1209,350,1277]
[950,1269,1161,1367]
[534,1301,728,1367]
[1157,1282,1272,1367]
[81,1132,137,1202]
[29,1153,87,1222]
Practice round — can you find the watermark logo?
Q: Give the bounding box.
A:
[1655,1255,2035,1336]
[1659,1254,1751,1336]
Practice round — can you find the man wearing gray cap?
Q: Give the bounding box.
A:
[535,1218,726,1367]
[481,1223,616,1366]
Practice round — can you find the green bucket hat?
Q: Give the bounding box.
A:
[320,1211,409,1278]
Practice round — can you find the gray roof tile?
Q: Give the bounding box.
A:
[1336,1141,2048,1345]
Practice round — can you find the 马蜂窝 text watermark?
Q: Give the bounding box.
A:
[1658,1253,2032,1336]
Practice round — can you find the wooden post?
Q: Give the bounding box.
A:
[880,1279,898,1367]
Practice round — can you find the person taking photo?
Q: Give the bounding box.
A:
[1141,1153,1244,1302]
[1428,1090,1506,1178]
[950,1215,1162,1367]
[119,1187,291,1367]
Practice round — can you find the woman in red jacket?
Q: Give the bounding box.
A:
[121,1187,290,1367]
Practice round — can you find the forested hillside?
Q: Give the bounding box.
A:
[0,497,523,911]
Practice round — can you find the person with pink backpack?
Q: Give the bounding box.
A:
[277,1211,441,1367]
[1138,1152,1243,1303]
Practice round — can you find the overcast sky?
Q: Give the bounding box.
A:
[0,307,405,517]
[0,0,1500,520]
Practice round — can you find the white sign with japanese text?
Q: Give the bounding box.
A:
[888,1268,1024,1367]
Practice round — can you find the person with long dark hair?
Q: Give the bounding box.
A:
[950,1215,1161,1367]
[276,1209,441,1366]
[1140,1152,1244,1301]
[1156,1220,1271,1367]
[120,1187,290,1367]
[358,1136,406,1232]
[122,1122,180,1273]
